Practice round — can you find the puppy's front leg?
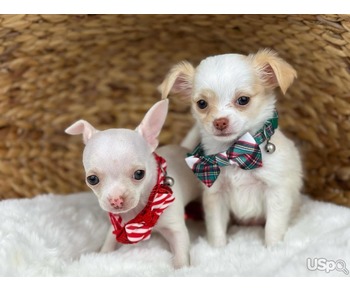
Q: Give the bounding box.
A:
[159,222,191,269]
[100,226,118,253]
[264,187,298,246]
[202,188,230,247]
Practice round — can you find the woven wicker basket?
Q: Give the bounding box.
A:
[0,14,349,206]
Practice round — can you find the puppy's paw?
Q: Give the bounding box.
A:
[100,245,115,253]
[208,235,227,248]
[100,228,118,253]
[173,255,190,269]
[264,233,284,247]
[100,240,117,253]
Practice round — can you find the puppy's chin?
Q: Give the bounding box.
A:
[210,130,241,143]
[213,133,238,141]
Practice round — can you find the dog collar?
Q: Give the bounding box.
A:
[186,110,278,187]
[108,153,175,244]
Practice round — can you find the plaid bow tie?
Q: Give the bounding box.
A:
[186,111,278,188]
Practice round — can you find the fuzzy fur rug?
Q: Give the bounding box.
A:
[1,192,350,276]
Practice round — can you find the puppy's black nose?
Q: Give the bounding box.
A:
[213,118,229,131]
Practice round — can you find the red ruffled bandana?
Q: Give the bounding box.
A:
[108,153,175,244]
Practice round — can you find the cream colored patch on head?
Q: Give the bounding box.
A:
[192,54,261,119]
[188,52,282,139]
[191,88,219,123]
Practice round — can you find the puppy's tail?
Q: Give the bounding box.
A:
[180,122,200,150]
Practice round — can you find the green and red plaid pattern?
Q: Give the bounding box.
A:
[186,111,278,188]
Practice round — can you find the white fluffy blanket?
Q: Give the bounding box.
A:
[1,192,349,276]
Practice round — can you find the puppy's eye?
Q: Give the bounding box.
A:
[87,175,99,186]
[133,170,145,180]
[197,99,208,109]
[236,96,250,106]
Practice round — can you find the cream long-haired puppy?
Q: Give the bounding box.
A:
[159,49,303,247]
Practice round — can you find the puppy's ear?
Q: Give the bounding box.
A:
[136,99,169,152]
[158,61,195,100]
[251,49,297,95]
[65,120,99,144]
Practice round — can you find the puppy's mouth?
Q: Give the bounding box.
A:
[213,130,237,139]
[212,130,241,142]
[214,132,233,137]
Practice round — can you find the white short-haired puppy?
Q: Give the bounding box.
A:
[159,49,303,247]
[65,99,200,268]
